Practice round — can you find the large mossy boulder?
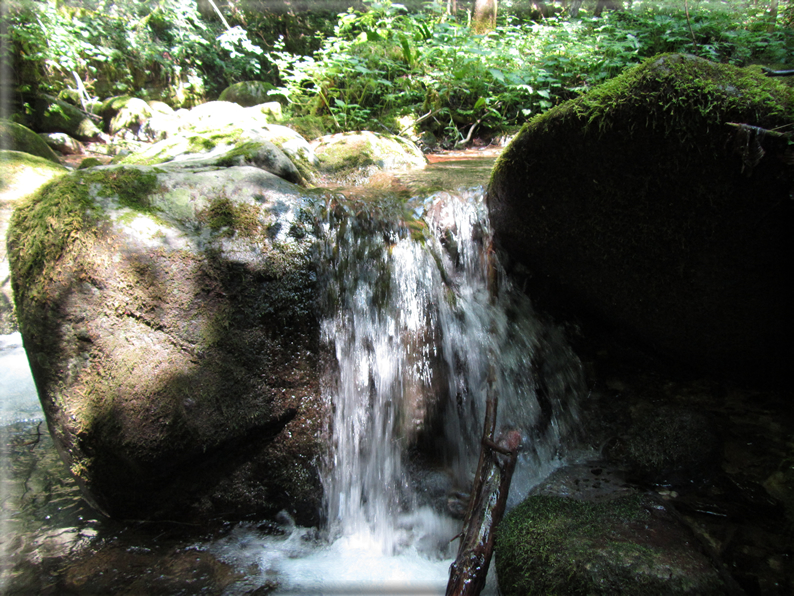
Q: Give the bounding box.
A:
[6,164,326,523]
[100,96,154,135]
[311,131,427,184]
[0,120,62,163]
[0,151,68,333]
[488,54,794,382]
[496,493,729,595]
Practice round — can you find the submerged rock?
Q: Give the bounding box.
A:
[6,164,326,523]
[496,492,730,595]
[311,131,427,184]
[488,53,794,382]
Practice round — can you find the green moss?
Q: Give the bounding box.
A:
[285,115,333,141]
[496,494,725,595]
[0,120,62,164]
[531,53,794,143]
[84,167,160,212]
[77,157,103,169]
[7,167,161,309]
[199,195,261,238]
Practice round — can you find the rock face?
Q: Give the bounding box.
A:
[488,54,794,381]
[6,164,327,523]
[0,151,68,333]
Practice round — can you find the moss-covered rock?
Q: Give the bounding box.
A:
[34,94,103,141]
[6,163,326,523]
[496,493,728,595]
[0,151,68,333]
[100,96,154,135]
[219,81,287,108]
[113,127,306,184]
[0,120,62,163]
[488,54,794,382]
[311,131,427,184]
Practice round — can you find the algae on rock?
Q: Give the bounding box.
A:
[0,151,68,333]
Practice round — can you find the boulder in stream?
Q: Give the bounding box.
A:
[113,126,308,185]
[6,163,326,523]
[100,96,154,136]
[311,131,427,184]
[488,53,794,382]
[496,490,731,595]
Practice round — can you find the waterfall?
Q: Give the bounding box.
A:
[210,185,585,595]
[318,187,585,556]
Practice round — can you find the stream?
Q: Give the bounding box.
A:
[0,152,585,595]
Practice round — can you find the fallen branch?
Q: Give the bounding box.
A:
[446,373,521,596]
[455,118,482,148]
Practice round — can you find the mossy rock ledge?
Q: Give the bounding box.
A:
[6,164,327,523]
[496,493,730,595]
[488,54,794,382]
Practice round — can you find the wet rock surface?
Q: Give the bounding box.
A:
[497,490,731,595]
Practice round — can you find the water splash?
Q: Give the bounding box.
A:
[318,186,584,555]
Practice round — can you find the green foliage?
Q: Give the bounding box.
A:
[4,0,794,144]
[4,0,268,109]
[269,0,794,144]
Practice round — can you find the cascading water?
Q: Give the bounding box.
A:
[209,184,585,594]
[319,187,585,545]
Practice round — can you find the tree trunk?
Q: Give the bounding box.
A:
[472,0,498,33]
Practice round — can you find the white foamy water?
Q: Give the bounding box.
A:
[209,187,584,594]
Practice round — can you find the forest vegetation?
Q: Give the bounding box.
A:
[2,0,793,144]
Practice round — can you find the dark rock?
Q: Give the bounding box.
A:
[606,405,723,488]
[488,54,794,383]
[34,94,103,141]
